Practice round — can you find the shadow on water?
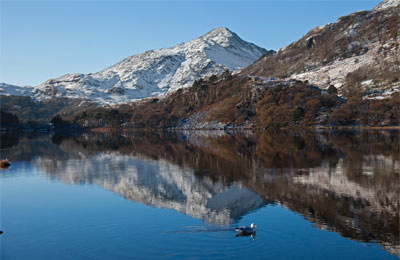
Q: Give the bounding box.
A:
[2,129,399,255]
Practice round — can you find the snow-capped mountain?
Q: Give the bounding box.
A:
[1,27,266,104]
[243,0,400,98]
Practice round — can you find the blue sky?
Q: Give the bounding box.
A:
[1,0,380,86]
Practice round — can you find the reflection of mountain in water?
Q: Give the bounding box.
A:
[34,152,265,224]
[3,130,399,255]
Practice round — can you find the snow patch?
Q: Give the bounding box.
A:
[290,41,400,98]
[373,0,400,10]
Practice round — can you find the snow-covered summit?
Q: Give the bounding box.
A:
[374,0,400,10]
[5,27,267,104]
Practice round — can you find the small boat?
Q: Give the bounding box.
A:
[0,159,11,168]
[235,223,256,237]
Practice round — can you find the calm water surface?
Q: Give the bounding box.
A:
[1,130,399,259]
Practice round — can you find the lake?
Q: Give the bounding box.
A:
[0,130,399,259]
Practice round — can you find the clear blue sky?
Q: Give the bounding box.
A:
[1,0,380,86]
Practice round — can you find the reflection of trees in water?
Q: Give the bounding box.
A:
[330,131,399,185]
[1,133,72,162]
[96,130,400,254]
[56,130,398,253]
[5,130,400,255]
[0,132,21,150]
[255,131,341,169]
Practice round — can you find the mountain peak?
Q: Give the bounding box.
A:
[201,27,236,41]
[3,27,266,104]
[207,27,233,34]
[374,0,400,10]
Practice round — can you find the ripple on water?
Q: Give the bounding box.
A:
[50,224,275,259]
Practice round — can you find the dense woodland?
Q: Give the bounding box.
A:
[0,109,19,125]
[1,71,399,129]
[67,72,399,129]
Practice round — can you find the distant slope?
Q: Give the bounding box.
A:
[0,83,33,97]
[0,95,97,123]
[242,0,400,98]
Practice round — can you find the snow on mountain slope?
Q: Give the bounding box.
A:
[290,41,400,98]
[0,83,33,97]
[16,27,266,104]
[34,153,266,224]
[244,1,399,98]
[374,0,400,10]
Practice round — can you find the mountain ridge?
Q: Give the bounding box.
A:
[0,27,267,105]
[242,2,399,98]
